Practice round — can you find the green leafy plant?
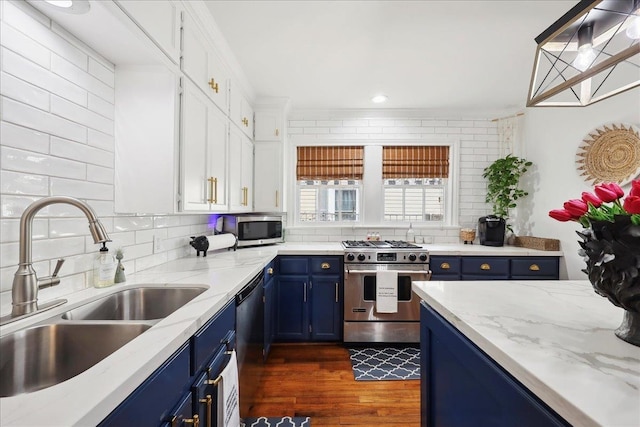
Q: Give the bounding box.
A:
[482,154,533,230]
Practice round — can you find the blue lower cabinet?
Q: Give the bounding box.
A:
[99,342,192,427]
[430,256,461,281]
[420,301,570,427]
[161,392,197,427]
[275,274,309,340]
[310,275,342,341]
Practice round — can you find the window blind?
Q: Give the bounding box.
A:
[382,146,450,178]
[296,146,364,180]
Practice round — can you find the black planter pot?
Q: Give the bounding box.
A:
[478,216,505,247]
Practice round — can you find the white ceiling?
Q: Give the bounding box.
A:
[204,0,577,114]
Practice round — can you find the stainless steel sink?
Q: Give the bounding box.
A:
[0,323,150,397]
[61,286,207,321]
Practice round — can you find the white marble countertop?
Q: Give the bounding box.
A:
[0,242,563,426]
[412,280,640,427]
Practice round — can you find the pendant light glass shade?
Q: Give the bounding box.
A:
[527,0,640,107]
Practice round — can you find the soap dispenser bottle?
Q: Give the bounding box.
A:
[93,242,117,288]
[406,223,415,243]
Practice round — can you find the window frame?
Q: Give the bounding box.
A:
[289,139,460,228]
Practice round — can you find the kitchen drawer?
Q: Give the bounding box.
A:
[278,256,309,275]
[191,300,235,375]
[99,342,191,427]
[430,256,461,276]
[511,258,559,278]
[310,256,342,275]
[461,257,509,277]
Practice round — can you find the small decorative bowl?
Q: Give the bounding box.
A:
[460,228,476,244]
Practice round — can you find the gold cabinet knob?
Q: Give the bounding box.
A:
[208,78,219,93]
[267,267,274,275]
[529,264,540,271]
[440,262,450,270]
[321,262,330,269]
[480,263,491,270]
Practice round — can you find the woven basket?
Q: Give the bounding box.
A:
[514,236,560,251]
[460,228,476,242]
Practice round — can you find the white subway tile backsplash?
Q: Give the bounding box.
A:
[30,236,86,263]
[51,137,113,170]
[0,23,51,68]
[316,120,342,127]
[0,122,49,153]
[49,177,113,201]
[122,242,153,260]
[51,95,114,135]
[1,47,87,107]
[0,71,50,111]
[2,96,87,143]
[0,194,40,218]
[49,217,95,238]
[87,129,115,152]
[88,58,115,87]
[134,252,168,272]
[0,218,47,243]
[51,54,114,104]
[1,170,48,196]
[342,119,368,127]
[87,94,114,120]
[153,216,181,228]
[113,216,153,232]
[1,146,86,179]
[86,164,114,185]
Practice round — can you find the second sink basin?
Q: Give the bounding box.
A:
[0,323,150,397]
[62,286,208,321]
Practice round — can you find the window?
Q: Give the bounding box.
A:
[296,146,363,223]
[295,143,454,225]
[382,146,449,223]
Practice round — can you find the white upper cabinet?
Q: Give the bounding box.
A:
[115,66,180,214]
[254,142,283,212]
[254,110,283,142]
[229,126,254,212]
[115,0,182,64]
[229,81,254,139]
[182,11,229,114]
[181,79,228,212]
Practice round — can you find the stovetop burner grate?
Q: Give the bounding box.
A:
[342,240,421,249]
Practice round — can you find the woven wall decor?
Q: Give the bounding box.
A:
[576,123,640,186]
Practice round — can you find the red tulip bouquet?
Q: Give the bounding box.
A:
[548,180,640,346]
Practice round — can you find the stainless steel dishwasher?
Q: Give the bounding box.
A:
[235,270,264,418]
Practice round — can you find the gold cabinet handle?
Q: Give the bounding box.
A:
[267,267,274,275]
[480,263,491,270]
[275,190,279,208]
[208,78,219,93]
[275,128,279,136]
[529,264,540,271]
[198,395,212,427]
[183,415,199,427]
[207,177,217,204]
[321,262,330,269]
[335,282,339,303]
[440,262,450,270]
[241,117,248,127]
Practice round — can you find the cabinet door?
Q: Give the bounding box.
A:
[254,142,282,212]
[310,275,342,341]
[229,81,253,138]
[163,392,197,427]
[181,81,228,212]
[254,110,283,142]
[275,275,309,341]
[229,128,253,211]
[115,0,181,63]
[182,12,229,113]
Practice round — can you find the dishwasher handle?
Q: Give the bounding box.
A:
[236,270,265,305]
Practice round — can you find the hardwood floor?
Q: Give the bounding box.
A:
[246,343,421,427]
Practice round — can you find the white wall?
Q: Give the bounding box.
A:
[0,1,209,309]
[285,110,500,243]
[520,89,640,279]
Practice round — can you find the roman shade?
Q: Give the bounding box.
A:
[382,146,449,178]
[296,146,364,180]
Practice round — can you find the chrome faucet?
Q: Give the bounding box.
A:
[5,196,110,322]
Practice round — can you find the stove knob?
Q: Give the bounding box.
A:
[419,253,428,262]
[347,253,355,261]
[408,253,417,262]
[357,253,366,261]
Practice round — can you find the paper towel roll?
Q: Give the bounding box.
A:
[206,234,237,252]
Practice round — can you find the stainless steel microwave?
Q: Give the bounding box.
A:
[222,215,284,247]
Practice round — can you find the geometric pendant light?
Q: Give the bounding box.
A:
[527,0,640,107]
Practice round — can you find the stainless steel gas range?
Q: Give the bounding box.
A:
[342,240,431,343]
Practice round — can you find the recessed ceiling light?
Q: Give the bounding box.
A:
[371,95,388,104]
[45,0,73,7]
[29,0,91,14]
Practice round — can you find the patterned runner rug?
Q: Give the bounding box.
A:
[348,346,420,381]
[243,417,311,427]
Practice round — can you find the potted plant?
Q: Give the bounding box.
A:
[480,154,532,246]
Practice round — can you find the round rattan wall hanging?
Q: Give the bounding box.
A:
[576,123,640,186]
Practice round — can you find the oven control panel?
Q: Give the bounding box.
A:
[377,253,397,262]
[344,251,429,263]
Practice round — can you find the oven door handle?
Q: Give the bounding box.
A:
[346,269,431,275]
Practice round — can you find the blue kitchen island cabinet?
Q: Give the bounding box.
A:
[99,301,235,427]
[275,256,343,342]
[420,301,570,427]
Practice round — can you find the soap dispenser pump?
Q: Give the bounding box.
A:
[93,242,117,288]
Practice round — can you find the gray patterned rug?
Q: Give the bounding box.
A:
[243,417,310,427]
[348,346,420,381]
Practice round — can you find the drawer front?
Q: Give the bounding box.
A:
[310,256,342,275]
[511,258,559,278]
[461,257,509,277]
[278,256,309,275]
[430,256,461,276]
[191,300,235,374]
